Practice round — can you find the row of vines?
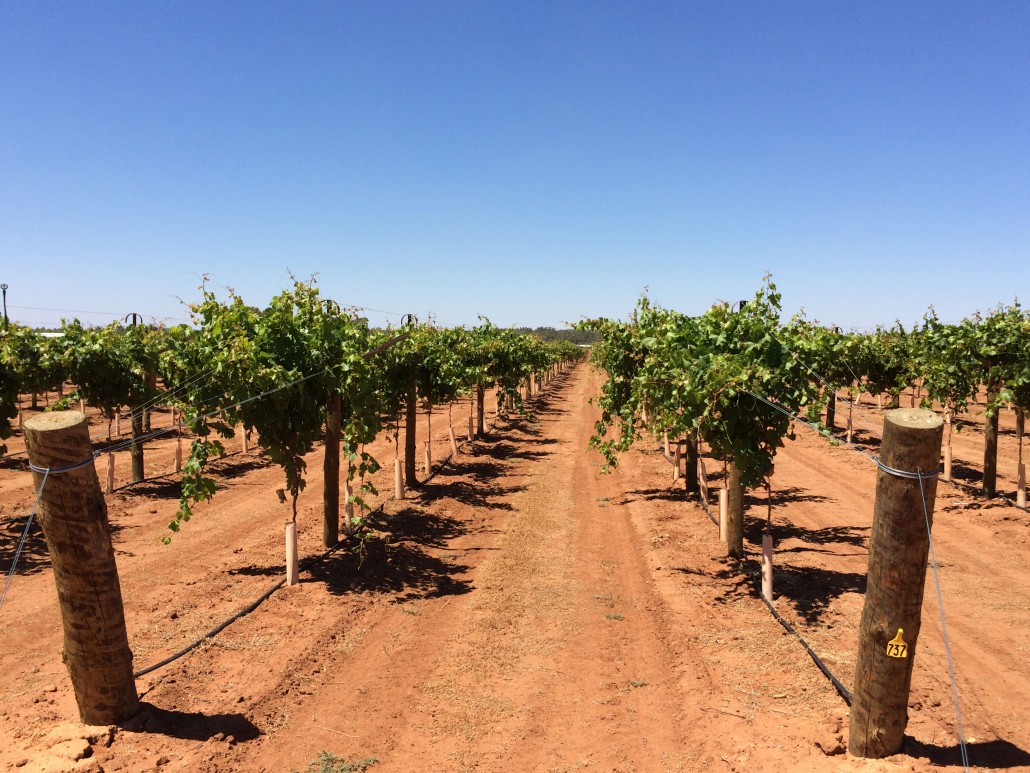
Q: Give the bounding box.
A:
[0,279,584,547]
[580,278,1030,557]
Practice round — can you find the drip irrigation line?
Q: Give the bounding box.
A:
[667,426,854,707]
[133,502,386,679]
[918,471,971,772]
[759,594,853,706]
[0,470,49,614]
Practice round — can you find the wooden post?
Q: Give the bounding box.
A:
[850,408,943,758]
[23,411,139,724]
[242,426,249,453]
[403,380,417,486]
[174,438,182,473]
[725,461,744,558]
[130,412,144,483]
[106,452,115,494]
[1018,464,1026,509]
[115,413,121,436]
[672,443,681,482]
[448,425,458,456]
[942,445,952,482]
[468,414,474,442]
[79,398,85,413]
[761,532,773,601]
[476,383,486,436]
[684,437,699,494]
[394,458,404,500]
[718,488,728,542]
[285,522,299,586]
[846,416,853,445]
[663,433,670,458]
[877,394,883,410]
[424,440,432,477]
[323,394,341,548]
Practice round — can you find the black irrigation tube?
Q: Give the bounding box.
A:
[759,594,853,705]
[133,502,384,679]
[671,445,852,705]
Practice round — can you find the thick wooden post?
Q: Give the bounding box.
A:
[726,461,744,559]
[850,408,943,758]
[448,425,459,456]
[23,412,139,724]
[394,458,404,500]
[718,488,728,542]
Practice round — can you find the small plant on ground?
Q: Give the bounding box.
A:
[292,751,378,773]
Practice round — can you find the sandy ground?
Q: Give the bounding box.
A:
[0,367,1027,772]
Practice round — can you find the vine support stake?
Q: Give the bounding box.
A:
[1017,464,1026,509]
[761,532,773,601]
[106,452,115,494]
[285,522,299,586]
[942,445,952,482]
[424,440,432,478]
[672,442,681,482]
[850,408,943,758]
[718,488,728,542]
[448,425,458,457]
[23,411,139,724]
[173,439,182,474]
[394,458,404,500]
[725,461,744,558]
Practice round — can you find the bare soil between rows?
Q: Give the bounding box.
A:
[1,367,1028,772]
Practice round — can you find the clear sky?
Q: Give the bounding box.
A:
[1,1,1027,331]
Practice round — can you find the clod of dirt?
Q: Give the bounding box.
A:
[814,723,845,756]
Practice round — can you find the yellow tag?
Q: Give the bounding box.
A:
[886,628,908,659]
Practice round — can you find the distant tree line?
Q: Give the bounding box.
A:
[512,326,598,345]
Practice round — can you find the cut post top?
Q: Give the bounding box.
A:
[883,408,943,431]
[24,410,87,433]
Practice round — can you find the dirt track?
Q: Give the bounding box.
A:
[1,366,1028,772]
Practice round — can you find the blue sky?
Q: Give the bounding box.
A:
[1,1,1027,331]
